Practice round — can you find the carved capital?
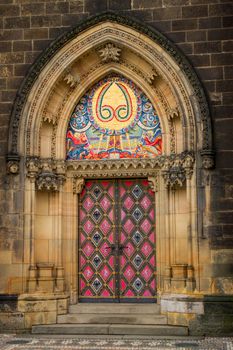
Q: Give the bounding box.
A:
[6,154,20,174]
[200,149,215,170]
[98,43,121,63]
[162,152,194,188]
[26,157,40,181]
[148,176,158,192]
[36,172,65,191]
[73,177,85,194]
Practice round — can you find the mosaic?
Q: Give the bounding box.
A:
[66,76,162,160]
[79,179,156,301]
[1,335,233,350]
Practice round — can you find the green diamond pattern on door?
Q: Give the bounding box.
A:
[79,179,156,302]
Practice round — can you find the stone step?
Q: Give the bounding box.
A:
[32,324,188,336]
[57,313,167,325]
[69,303,160,314]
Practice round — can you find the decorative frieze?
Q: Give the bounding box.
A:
[26,152,194,187]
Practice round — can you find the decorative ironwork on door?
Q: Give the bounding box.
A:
[79,179,156,302]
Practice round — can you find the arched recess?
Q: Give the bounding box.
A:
[7,13,214,306]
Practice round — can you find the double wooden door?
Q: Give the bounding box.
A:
[79,179,156,302]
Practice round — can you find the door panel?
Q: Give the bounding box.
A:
[119,179,156,300]
[79,180,116,300]
[78,179,156,302]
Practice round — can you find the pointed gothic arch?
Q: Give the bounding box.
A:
[6,12,215,328]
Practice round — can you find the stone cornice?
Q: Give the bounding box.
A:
[25,151,194,190]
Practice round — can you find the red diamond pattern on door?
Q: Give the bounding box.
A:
[119,179,156,300]
[79,180,116,300]
[79,179,156,302]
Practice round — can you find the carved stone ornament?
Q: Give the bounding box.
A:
[6,154,20,174]
[162,152,195,188]
[36,172,65,191]
[98,43,121,63]
[26,157,66,190]
[200,150,215,169]
[63,72,80,88]
[66,151,194,185]
[73,177,85,194]
[148,176,158,192]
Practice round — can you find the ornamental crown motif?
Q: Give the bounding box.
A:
[98,43,121,63]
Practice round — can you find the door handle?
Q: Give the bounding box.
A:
[119,244,128,252]
[105,244,117,253]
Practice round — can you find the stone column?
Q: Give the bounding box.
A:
[25,158,40,292]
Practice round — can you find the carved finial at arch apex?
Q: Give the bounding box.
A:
[98,43,121,63]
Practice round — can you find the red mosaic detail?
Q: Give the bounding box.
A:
[124,196,134,211]
[141,265,153,281]
[143,290,152,297]
[83,196,95,212]
[140,195,152,210]
[102,289,111,297]
[123,265,135,282]
[121,209,126,221]
[83,242,95,257]
[83,219,95,234]
[149,208,155,221]
[141,242,153,257]
[123,218,134,234]
[124,242,135,257]
[100,218,112,235]
[100,195,111,212]
[100,241,112,257]
[83,266,94,281]
[140,218,152,234]
[121,279,127,291]
[100,265,111,281]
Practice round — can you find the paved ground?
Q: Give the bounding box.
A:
[0,334,233,350]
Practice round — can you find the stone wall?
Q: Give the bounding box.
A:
[0,0,232,333]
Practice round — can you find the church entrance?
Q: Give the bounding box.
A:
[78,179,156,302]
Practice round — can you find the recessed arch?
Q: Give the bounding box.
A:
[7,12,213,164]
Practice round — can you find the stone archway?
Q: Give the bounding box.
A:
[7,13,214,330]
